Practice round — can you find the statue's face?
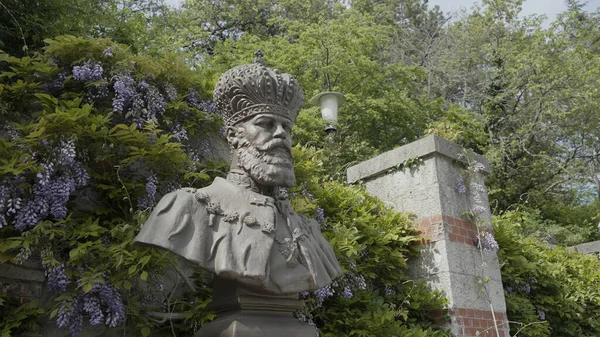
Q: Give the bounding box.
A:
[228,114,296,187]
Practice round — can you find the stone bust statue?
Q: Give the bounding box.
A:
[135,52,342,295]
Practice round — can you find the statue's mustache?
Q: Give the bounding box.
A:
[254,138,292,156]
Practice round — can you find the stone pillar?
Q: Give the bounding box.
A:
[347,135,509,337]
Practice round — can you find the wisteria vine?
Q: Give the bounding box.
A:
[0,44,222,337]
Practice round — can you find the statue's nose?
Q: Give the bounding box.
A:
[273,124,288,139]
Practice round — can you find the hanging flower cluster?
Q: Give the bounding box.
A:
[457,156,500,254]
[57,282,125,336]
[2,138,89,232]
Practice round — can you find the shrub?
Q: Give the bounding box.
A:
[289,146,450,337]
[495,210,600,337]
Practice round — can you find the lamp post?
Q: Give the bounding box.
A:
[310,92,345,134]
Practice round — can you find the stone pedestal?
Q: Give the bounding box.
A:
[347,135,510,337]
[195,278,317,337]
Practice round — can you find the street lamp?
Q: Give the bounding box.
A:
[310,92,345,134]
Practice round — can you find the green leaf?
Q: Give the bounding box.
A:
[83,282,93,293]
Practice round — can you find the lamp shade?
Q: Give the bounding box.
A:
[310,92,345,123]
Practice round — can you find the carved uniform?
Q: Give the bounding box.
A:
[135,177,342,294]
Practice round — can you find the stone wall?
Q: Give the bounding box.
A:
[570,240,600,258]
[0,260,45,304]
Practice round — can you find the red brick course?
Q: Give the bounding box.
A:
[417,215,480,246]
[431,308,509,337]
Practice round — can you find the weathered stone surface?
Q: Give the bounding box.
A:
[570,240,600,255]
[0,262,45,282]
[347,135,490,184]
[194,277,318,337]
[348,136,508,337]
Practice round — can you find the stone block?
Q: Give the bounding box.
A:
[2,281,43,299]
[0,262,45,282]
[570,240,600,255]
[347,135,489,184]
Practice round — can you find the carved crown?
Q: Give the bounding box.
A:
[213,51,304,127]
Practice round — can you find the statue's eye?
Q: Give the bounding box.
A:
[256,119,272,129]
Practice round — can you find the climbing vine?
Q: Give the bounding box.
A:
[0,36,224,336]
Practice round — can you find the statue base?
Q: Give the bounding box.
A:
[194,278,317,337]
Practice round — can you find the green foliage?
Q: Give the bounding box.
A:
[206,9,441,178]
[0,36,223,335]
[425,104,488,153]
[0,294,45,337]
[495,210,600,336]
[290,146,450,336]
[504,207,600,247]
[179,0,344,53]
[0,0,177,57]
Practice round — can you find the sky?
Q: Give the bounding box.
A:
[164,0,600,22]
[428,0,600,24]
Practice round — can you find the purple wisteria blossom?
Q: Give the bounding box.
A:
[472,205,487,215]
[456,174,467,194]
[315,207,325,225]
[170,123,188,142]
[73,61,103,82]
[137,173,158,211]
[354,275,367,290]
[57,139,76,166]
[125,84,164,128]
[537,309,546,320]
[12,140,89,232]
[164,83,178,102]
[186,91,217,114]
[301,182,314,200]
[278,187,289,200]
[57,297,83,336]
[472,162,485,173]
[86,84,109,102]
[47,176,76,219]
[313,284,334,306]
[342,286,353,299]
[112,75,136,113]
[478,231,500,253]
[57,282,125,336]
[145,85,166,116]
[0,179,23,228]
[4,125,19,140]
[14,192,49,231]
[102,47,113,58]
[42,72,67,92]
[83,296,104,326]
[46,263,70,293]
[161,180,181,195]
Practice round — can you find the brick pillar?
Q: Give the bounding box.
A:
[347,135,509,337]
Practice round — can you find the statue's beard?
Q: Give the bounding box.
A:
[236,138,296,187]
